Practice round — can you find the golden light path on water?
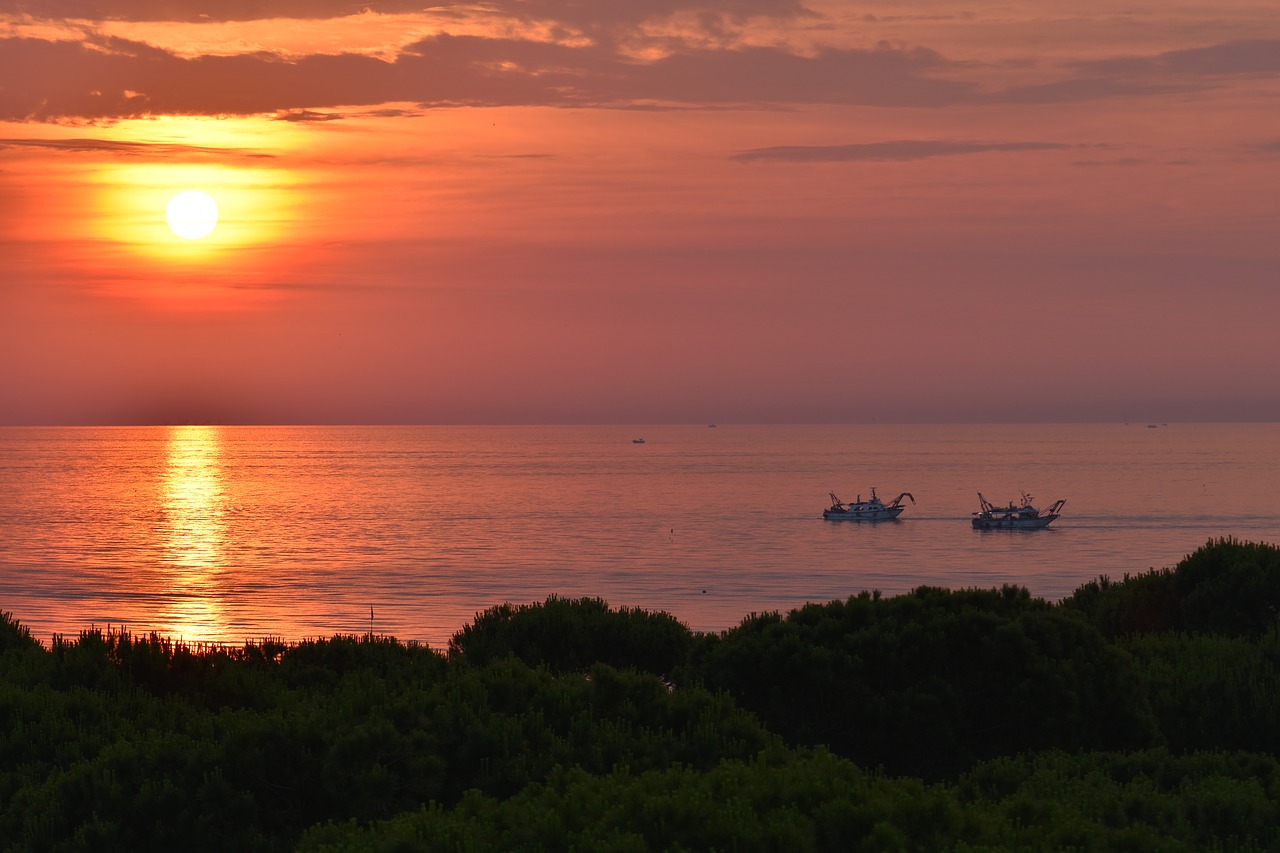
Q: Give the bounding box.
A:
[156,425,228,642]
[3,424,1280,649]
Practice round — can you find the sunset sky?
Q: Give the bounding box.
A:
[2,1,1278,425]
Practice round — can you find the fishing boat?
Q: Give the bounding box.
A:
[972,492,1065,529]
[632,438,646,444]
[823,488,915,521]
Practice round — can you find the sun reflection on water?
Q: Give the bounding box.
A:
[157,425,228,642]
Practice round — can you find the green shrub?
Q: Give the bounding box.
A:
[682,586,1156,777]
[1064,538,1280,638]
[0,610,40,653]
[449,595,693,677]
[1122,632,1280,753]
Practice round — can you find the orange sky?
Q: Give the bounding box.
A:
[2,0,1278,424]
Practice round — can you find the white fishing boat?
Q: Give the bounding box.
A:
[972,492,1065,529]
[823,488,915,521]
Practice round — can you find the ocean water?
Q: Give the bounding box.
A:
[1,424,1277,648]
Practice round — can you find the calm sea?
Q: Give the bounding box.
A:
[1,424,1277,648]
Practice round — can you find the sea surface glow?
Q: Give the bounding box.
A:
[2,424,1277,648]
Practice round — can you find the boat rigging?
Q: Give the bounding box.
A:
[823,487,915,521]
[971,492,1066,530]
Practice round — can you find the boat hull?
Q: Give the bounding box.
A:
[971,514,1058,530]
[824,507,905,521]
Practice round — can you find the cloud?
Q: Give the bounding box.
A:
[0,0,813,25]
[992,77,1190,105]
[5,23,1273,123]
[0,33,974,121]
[0,135,272,157]
[993,39,1280,104]
[731,139,1068,163]
[1,1,443,22]
[273,109,345,122]
[0,35,411,120]
[606,43,972,107]
[1070,157,1146,167]
[1078,39,1280,77]
[360,106,423,118]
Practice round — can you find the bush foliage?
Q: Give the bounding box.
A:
[448,595,693,676]
[681,585,1157,777]
[1063,537,1280,637]
[4,539,1280,850]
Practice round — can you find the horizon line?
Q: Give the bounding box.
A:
[0,420,1270,428]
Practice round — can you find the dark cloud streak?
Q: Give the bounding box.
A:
[0,0,812,24]
[1077,39,1280,76]
[273,109,346,122]
[732,140,1068,163]
[0,33,974,121]
[3,1,451,22]
[0,135,272,157]
[2,30,1275,123]
[997,39,1280,104]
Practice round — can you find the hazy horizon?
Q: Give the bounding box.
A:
[1,419,1272,429]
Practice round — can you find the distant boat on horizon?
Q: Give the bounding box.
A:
[632,438,646,444]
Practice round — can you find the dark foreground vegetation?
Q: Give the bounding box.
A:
[4,537,1280,851]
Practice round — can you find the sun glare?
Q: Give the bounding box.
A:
[166,189,219,239]
[84,156,307,306]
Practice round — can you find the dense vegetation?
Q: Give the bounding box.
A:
[3,537,1280,850]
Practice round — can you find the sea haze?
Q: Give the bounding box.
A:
[1,424,1277,648]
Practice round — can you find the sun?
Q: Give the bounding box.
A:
[166,190,219,239]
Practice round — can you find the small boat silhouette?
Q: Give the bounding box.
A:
[823,487,914,521]
[972,492,1065,529]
